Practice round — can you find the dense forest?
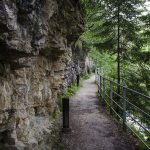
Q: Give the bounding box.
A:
[80,0,150,148]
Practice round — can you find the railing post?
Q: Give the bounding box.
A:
[95,68,100,84]
[123,87,127,130]
[95,69,97,83]
[98,73,100,93]
[103,77,105,106]
[100,76,102,98]
[110,81,113,115]
[116,84,120,114]
[97,72,100,93]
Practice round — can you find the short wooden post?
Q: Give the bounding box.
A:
[62,98,71,132]
[102,78,105,106]
[77,74,80,87]
[98,73,100,93]
[100,76,102,96]
[123,88,127,130]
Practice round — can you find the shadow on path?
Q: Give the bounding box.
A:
[62,75,137,150]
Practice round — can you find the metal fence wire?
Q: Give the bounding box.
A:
[95,68,150,150]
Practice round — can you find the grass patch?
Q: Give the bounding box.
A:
[57,74,91,110]
[81,74,90,80]
[64,83,79,97]
[63,74,91,98]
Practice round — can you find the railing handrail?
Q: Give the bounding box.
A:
[101,76,150,100]
[95,68,150,149]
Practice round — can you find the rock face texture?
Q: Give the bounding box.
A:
[0,0,84,149]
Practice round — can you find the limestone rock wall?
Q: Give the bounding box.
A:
[0,0,84,149]
[72,47,90,75]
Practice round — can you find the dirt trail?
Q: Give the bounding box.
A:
[62,75,137,150]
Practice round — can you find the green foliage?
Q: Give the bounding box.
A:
[81,0,150,148]
[64,74,90,97]
[64,83,79,97]
[128,124,150,150]
[81,74,90,80]
[89,48,117,78]
[58,74,91,110]
[81,0,144,55]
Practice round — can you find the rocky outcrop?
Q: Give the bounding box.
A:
[0,0,84,149]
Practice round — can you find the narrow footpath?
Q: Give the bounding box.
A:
[62,75,137,150]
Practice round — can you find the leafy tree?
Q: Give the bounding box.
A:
[82,0,145,83]
[81,0,150,143]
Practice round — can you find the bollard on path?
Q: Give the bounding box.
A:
[77,74,80,87]
[62,97,71,133]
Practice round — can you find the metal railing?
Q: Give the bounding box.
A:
[95,69,150,149]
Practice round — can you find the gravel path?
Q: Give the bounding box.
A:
[62,75,137,150]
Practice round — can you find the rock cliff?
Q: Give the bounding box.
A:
[0,0,84,149]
